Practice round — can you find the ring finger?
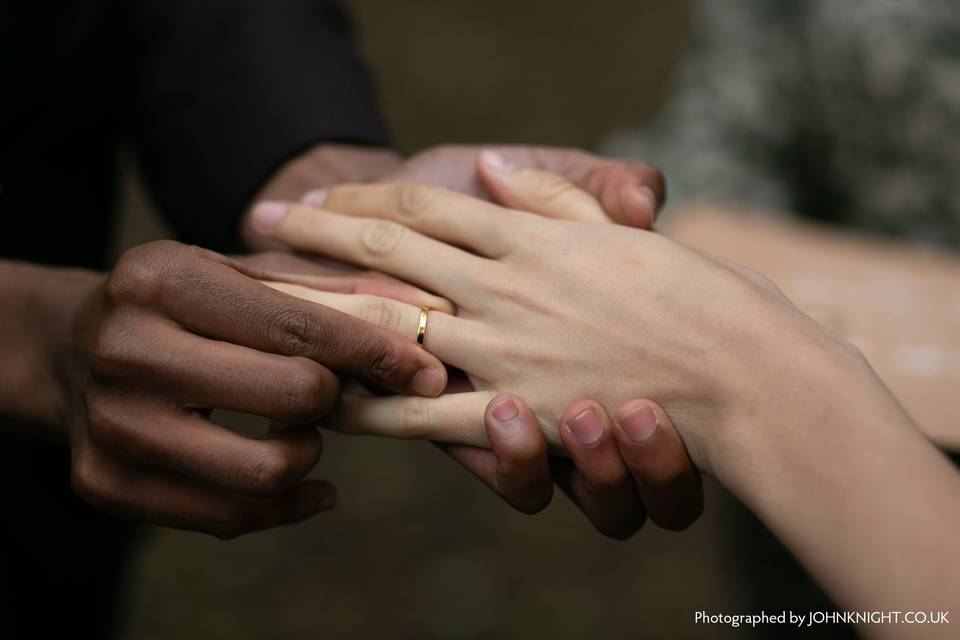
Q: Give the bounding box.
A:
[263,282,495,374]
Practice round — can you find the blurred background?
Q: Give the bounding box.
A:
[113,0,960,638]
[115,2,753,638]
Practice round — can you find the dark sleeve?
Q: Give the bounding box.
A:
[126,0,390,250]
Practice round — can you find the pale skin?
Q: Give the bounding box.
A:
[0,143,700,538]
[253,153,960,639]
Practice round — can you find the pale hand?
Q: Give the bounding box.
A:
[251,164,855,474]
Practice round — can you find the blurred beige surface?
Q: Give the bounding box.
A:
[666,208,960,450]
[119,3,741,639]
[112,2,945,638]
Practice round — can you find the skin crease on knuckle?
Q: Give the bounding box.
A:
[106,240,192,306]
[245,444,297,495]
[276,359,334,423]
[365,340,404,387]
[273,308,326,357]
[395,183,435,222]
[360,296,404,333]
[360,219,407,258]
[399,397,433,440]
[527,171,578,207]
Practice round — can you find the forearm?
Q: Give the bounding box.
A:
[0,260,100,435]
[717,350,960,637]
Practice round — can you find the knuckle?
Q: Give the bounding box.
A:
[365,341,404,386]
[246,447,297,494]
[360,219,407,257]
[530,171,577,205]
[399,397,432,439]
[70,453,116,510]
[107,240,181,304]
[274,309,326,357]
[395,183,435,219]
[278,361,333,422]
[359,297,403,333]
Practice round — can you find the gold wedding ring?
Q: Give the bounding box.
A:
[417,305,430,347]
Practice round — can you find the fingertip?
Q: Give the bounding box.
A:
[486,393,522,423]
[479,149,515,173]
[614,401,662,445]
[560,398,601,426]
[252,201,288,233]
[410,365,447,397]
[560,400,608,447]
[485,393,545,452]
[302,189,328,207]
[619,185,657,230]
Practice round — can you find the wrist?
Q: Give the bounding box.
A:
[710,327,897,499]
[240,144,403,250]
[0,261,102,435]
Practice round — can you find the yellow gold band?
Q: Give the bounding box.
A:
[416,305,430,347]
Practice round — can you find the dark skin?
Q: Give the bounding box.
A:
[0,144,699,539]
[3,242,447,538]
[250,144,701,537]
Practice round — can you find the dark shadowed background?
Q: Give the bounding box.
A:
[114,2,804,638]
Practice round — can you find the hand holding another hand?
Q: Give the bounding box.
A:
[252,159,857,486]
[54,241,448,537]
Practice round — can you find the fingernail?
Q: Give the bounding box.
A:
[252,201,287,232]
[567,407,603,445]
[491,396,519,423]
[637,186,658,213]
[618,405,659,443]
[480,150,515,172]
[410,367,446,397]
[302,189,327,207]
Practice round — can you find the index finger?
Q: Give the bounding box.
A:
[122,243,447,397]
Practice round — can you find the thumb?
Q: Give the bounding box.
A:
[477,150,610,223]
[612,400,704,531]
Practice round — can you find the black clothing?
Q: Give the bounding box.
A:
[0,2,387,636]
[1,0,388,265]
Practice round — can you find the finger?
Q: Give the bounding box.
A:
[477,151,610,223]
[118,243,447,397]
[71,448,336,538]
[249,201,488,302]
[303,182,520,257]
[321,391,496,448]
[85,389,327,496]
[485,148,665,229]
[441,393,553,514]
[578,158,666,229]
[613,400,704,531]
[236,256,454,312]
[261,284,489,373]
[557,400,647,539]
[102,319,341,425]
